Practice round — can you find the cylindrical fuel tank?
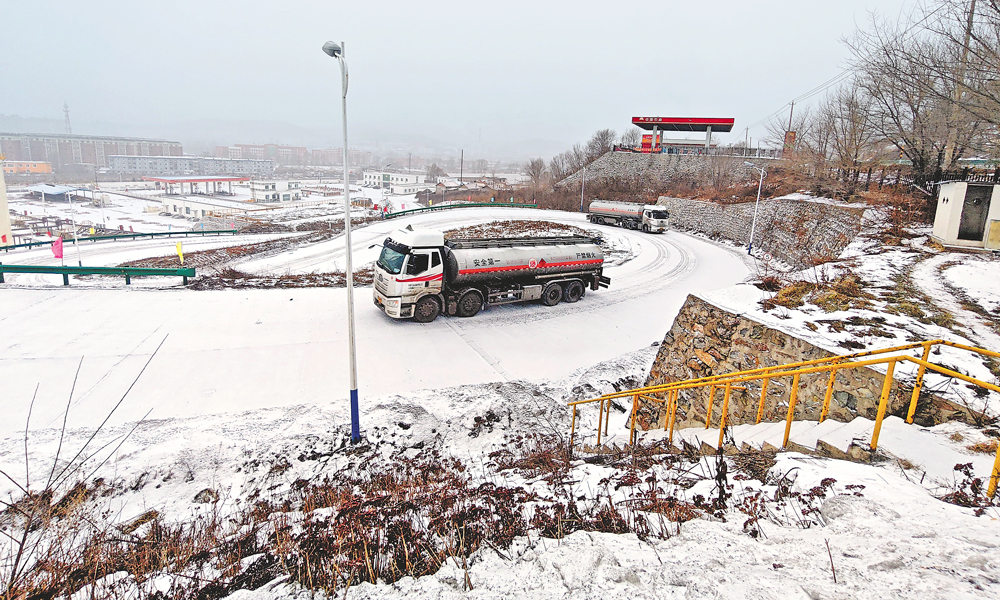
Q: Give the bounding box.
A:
[589,201,645,219]
[444,242,604,285]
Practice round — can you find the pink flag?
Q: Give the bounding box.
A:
[52,237,64,259]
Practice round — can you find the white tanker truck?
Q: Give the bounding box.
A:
[587,200,669,233]
[372,226,611,322]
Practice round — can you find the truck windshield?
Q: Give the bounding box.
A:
[650,211,669,219]
[377,246,407,274]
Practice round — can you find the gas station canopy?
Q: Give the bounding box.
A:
[631,117,735,132]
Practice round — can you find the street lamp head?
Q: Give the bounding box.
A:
[322,41,342,58]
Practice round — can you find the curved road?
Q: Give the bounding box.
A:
[0,208,750,436]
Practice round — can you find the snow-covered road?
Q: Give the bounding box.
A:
[0,208,750,436]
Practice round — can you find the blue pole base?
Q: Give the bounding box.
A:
[350,388,361,444]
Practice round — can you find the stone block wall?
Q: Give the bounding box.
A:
[557,153,709,189]
[657,197,864,269]
[634,295,969,432]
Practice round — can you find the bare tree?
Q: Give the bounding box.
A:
[815,79,881,186]
[525,158,546,186]
[585,129,617,162]
[847,4,986,182]
[548,154,569,183]
[619,127,642,148]
[763,107,813,149]
[425,163,446,182]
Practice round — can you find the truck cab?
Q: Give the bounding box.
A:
[642,208,670,233]
[373,227,445,321]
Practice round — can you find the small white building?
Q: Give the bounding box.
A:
[363,171,425,190]
[249,181,302,202]
[932,181,1000,250]
[162,197,261,219]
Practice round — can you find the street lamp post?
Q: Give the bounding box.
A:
[744,162,766,256]
[323,40,361,444]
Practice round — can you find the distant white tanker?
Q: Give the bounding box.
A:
[588,200,669,233]
[373,226,610,322]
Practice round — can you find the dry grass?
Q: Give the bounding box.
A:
[967,440,999,454]
[733,447,778,483]
[761,274,874,312]
[444,220,592,239]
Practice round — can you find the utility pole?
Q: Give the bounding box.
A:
[943,0,977,167]
[69,189,82,266]
[460,149,463,184]
[787,101,795,132]
[580,164,586,212]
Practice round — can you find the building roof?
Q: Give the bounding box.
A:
[26,184,78,195]
[0,132,180,143]
[142,176,250,183]
[631,117,735,132]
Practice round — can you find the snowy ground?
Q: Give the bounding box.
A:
[701,222,1000,419]
[5,203,1000,599]
[0,207,750,439]
[4,346,999,599]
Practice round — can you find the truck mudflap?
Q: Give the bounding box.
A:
[598,275,611,288]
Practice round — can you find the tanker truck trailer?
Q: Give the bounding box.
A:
[587,200,669,233]
[373,225,611,322]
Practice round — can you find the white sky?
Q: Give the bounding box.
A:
[1,0,915,159]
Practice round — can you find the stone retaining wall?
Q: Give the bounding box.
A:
[657,197,864,269]
[634,295,970,432]
[557,153,709,189]
[555,152,865,269]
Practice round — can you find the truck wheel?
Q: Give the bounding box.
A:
[642,224,648,233]
[541,282,562,306]
[456,290,483,317]
[563,280,584,303]
[413,296,440,323]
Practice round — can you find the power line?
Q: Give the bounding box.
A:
[740,0,950,136]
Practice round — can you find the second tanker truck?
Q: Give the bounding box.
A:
[373,225,610,322]
[587,200,669,233]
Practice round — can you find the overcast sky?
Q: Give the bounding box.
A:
[1,0,915,160]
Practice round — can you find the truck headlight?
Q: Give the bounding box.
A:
[386,298,399,307]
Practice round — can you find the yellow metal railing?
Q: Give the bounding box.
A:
[568,339,1000,497]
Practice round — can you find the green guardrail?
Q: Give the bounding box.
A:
[1,229,239,252]
[0,264,196,286]
[383,202,537,219]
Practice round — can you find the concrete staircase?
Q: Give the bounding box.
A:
[637,415,996,484]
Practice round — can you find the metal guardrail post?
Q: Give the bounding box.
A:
[629,394,639,446]
[756,376,770,424]
[604,398,611,438]
[596,399,605,446]
[569,405,577,449]
[870,360,897,451]
[906,343,932,424]
[782,373,801,449]
[989,444,1000,499]
[62,274,69,286]
[820,368,838,422]
[704,385,717,429]
[668,390,677,446]
[718,382,733,449]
